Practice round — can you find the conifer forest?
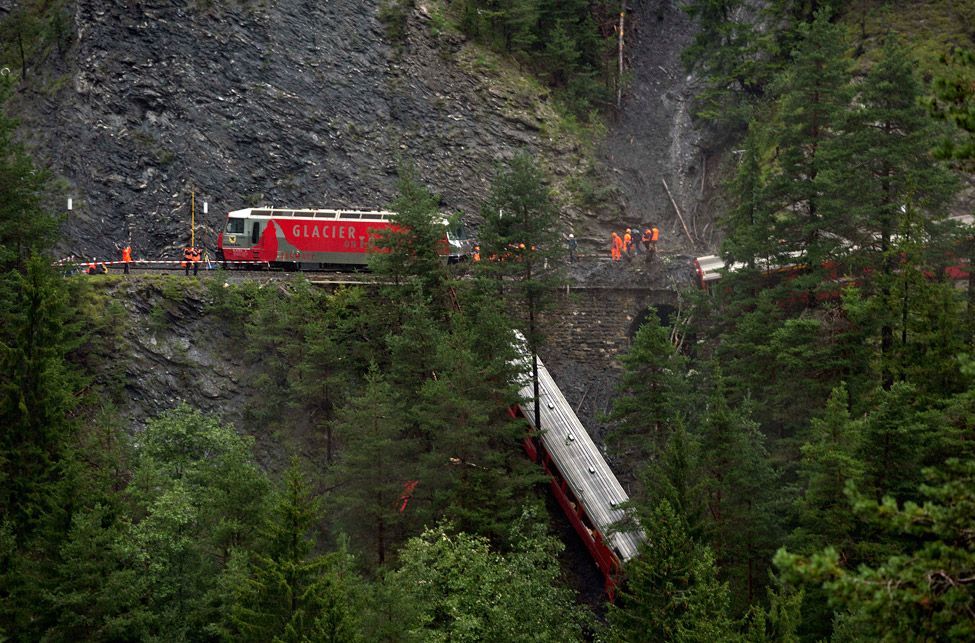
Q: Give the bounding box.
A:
[2,1,975,641]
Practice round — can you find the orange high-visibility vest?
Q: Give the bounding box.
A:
[651,227,659,242]
[122,246,132,263]
[611,233,622,260]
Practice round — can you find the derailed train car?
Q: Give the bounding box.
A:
[217,207,471,268]
[512,337,644,600]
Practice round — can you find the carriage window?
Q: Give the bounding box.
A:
[226,218,245,234]
[251,221,261,244]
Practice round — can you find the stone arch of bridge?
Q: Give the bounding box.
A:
[627,303,677,339]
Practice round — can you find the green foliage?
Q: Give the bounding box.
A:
[40,503,132,641]
[790,385,864,556]
[477,153,562,349]
[762,11,852,275]
[697,384,782,614]
[327,366,419,567]
[639,422,708,542]
[370,166,451,305]
[742,582,803,643]
[928,46,975,165]
[378,0,415,45]
[606,500,735,642]
[607,309,689,472]
[226,460,362,642]
[0,80,60,269]
[681,0,773,125]
[116,405,271,638]
[386,511,591,642]
[0,0,73,82]
[0,256,80,536]
[451,0,612,115]
[776,457,975,640]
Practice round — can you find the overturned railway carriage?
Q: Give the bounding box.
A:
[217,207,470,267]
[696,215,975,291]
[513,344,644,599]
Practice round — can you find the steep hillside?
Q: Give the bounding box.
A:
[599,0,716,256]
[5,0,715,263]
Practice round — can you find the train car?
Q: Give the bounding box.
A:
[697,215,974,290]
[216,207,471,268]
[512,337,644,600]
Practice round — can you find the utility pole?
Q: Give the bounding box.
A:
[191,187,195,247]
[617,5,625,109]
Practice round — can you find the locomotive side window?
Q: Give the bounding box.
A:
[226,218,245,234]
[251,221,261,244]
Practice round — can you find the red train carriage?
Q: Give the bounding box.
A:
[217,207,470,268]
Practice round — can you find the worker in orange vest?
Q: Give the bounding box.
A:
[648,225,660,263]
[472,245,480,262]
[87,259,97,275]
[623,228,633,257]
[183,246,194,276]
[641,227,652,253]
[121,244,133,275]
[611,232,623,262]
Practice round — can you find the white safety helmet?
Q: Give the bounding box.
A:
[569,234,574,239]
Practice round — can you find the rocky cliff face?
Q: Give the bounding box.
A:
[12,0,715,474]
[9,0,715,264]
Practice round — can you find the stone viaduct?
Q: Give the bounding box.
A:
[539,286,679,365]
[534,285,681,443]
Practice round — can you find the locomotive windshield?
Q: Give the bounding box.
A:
[445,223,468,242]
[226,218,245,234]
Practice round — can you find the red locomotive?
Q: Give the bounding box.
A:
[216,207,471,268]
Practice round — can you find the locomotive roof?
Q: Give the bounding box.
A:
[227,207,397,221]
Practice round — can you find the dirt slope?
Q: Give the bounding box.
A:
[599,0,718,258]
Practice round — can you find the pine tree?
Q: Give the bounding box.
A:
[39,503,131,641]
[697,383,782,613]
[607,500,734,642]
[787,384,865,641]
[721,121,776,270]
[0,81,59,269]
[370,165,451,304]
[791,384,863,556]
[857,382,942,504]
[328,366,419,567]
[681,0,770,124]
[607,309,689,476]
[413,318,539,543]
[762,11,851,286]
[228,460,361,642]
[827,37,958,388]
[640,422,708,542]
[775,457,975,640]
[478,153,562,434]
[928,46,975,165]
[0,256,79,537]
[742,581,803,643]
